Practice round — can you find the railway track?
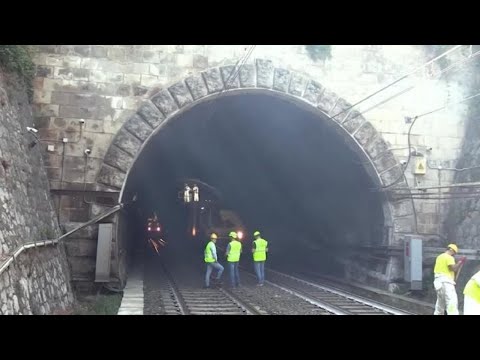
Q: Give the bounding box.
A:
[259,268,413,315]
[156,258,262,315]
[145,250,412,315]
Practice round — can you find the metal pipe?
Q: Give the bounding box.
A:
[0,204,123,276]
[427,161,480,172]
[382,181,480,191]
[354,245,480,260]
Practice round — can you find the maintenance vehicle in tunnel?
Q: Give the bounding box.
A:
[176,178,247,246]
[196,208,247,256]
[146,213,166,254]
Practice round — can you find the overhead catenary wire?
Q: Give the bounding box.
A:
[180,45,256,217]
[343,48,480,124]
[347,49,480,168]
[414,91,480,119]
[223,45,256,87]
[375,89,480,190]
[197,45,256,125]
[331,45,466,121]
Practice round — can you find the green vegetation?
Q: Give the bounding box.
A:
[0,45,35,101]
[305,45,332,62]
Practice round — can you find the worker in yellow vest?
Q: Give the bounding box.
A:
[252,230,268,286]
[463,268,480,315]
[433,243,466,315]
[225,231,242,288]
[204,233,224,288]
[184,184,191,203]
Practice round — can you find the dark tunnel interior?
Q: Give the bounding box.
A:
[122,92,386,275]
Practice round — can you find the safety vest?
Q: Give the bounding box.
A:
[227,240,242,262]
[253,238,268,262]
[464,272,480,304]
[204,241,215,263]
[433,253,455,280]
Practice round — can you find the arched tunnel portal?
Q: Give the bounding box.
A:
[95,61,412,288]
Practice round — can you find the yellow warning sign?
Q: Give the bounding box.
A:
[414,158,426,175]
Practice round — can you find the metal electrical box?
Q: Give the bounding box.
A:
[95,223,113,282]
[404,236,423,290]
[414,157,427,175]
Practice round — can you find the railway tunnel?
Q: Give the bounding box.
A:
[116,91,389,283]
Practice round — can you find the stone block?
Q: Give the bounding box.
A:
[374,152,398,173]
[288,72,308,97]
[123,114,153,141]
[97,165,126,189]
[185,74,208,100]
[168,81,194,108]
[343,110,366,134]
[256,59,274,89]
[220,66,241,89]
[330,98,353,123]
[202,68,224,94]
[391,200,414,217]
[394,217,415,233]
[317,88,340,115]
[380,165,404,186]
[273,68,291,92]
[366,136,390,160]
[353,120,376,144]
[104,145,134,173]
[137,101,165,129]
[193,54,208,68]
[303,80,324,105]
[238,64,256,88]
[150,89,179,116]
[112,129,143,157]
[91,46,107,58]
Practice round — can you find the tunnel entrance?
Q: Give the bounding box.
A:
[94,60,412,288]
[119,92,389,279]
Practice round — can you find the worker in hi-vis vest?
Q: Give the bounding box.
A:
[463,268,480,315]
[433,243,466,315]
[192,184,199,202]
[184,184,191,203]
[252,230,268,286]
[204,233,224,288]
[225,231,242,288]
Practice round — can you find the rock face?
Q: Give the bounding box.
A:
[0,70,74,314]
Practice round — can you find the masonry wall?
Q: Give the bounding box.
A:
[0,70,74,314]
[31,45,472,238]
[29,45,476,289]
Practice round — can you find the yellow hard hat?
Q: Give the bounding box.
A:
[448,244,458,253]
[229,231,237,239]
[210,233,218,240]
[253,231,260,237]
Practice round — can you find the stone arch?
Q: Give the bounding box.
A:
[96,59,415,244]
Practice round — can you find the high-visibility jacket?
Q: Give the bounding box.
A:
[434,253,455,280]
[464,271,480,304]
[253,238,268,262]
[204,241,216,263]
[227,240,242,262]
